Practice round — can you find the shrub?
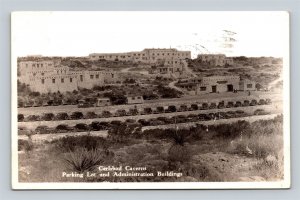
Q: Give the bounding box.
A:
[70,111,84,120]
[63,148,106,172]
[52,135,109,152]
[18,139,34,151]
[18,114,24,122]
[168,144,191,163]
[42,113,55,121]
[56,112,69,120]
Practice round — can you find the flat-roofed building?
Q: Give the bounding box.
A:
[89,48,191,64]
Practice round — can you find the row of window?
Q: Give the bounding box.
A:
[41,77,73,84]
[25,63,52,67]
[95,53,189,59]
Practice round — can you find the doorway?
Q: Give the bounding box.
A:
[212,85,217,93]
[227,84,233,92]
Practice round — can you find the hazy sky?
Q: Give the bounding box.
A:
[11,11,289,58]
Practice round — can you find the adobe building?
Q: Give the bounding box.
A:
[177,75,256,95]
[197,54,234,66]
[96,98,111,107]
[18,60,118,93]
[89,48,191,64]
[126,95,144,104]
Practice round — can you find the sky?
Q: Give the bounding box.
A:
[11,11,289,58]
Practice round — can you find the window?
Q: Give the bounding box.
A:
[41,79,45,84]
[112,74,114,78]
[200,87,206,91]
[61,78,64,83]
[41,73,44,76]
[32,64,35,67]
[90,75,94,79]
[80,75,83,81]
[41,64,43,67]
[52,79,55,83]
[247,84,253,88]
[132,97,135,100]
[70,78,72,82]
[137,97,141,99]
[96,74,99,79]
[37,64,39,67]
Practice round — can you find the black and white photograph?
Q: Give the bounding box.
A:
[11,11,290,189]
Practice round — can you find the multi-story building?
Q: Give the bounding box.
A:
[197,54,234,66]
[89,48,191,63]
[18,60,118,93]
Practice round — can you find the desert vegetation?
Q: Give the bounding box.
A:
[18,115,284,182]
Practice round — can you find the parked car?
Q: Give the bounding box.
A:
[191,104,199,110]
[234,101,242,107]
[166,105,177,113]
[115,109,127,117]
[200,103,209,110]
[217,102,225,109]
[156,106,165,113]
[143,107,153,115]
[101,111,112,118]
[70,111,84,120]
[258,99,266,105]
[250,99,258,106]
[243,100,250,107]
[209,103,217,109]
[178,105,188,112]
[226,101,234,108]
[254,109,270,115]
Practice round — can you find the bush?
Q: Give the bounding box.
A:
[63,148,106,172]
[52,135,110,152]
[18,139,34,151]
[18,114,24,122]
[70,112,84,120]
[41,113,55,121]
[168,144,191,163]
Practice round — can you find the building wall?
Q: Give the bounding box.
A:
[89,48,191,63]
[239,80,256,91]
[127,96,144,104]
[197,54,234,66]
[18,60,118,93]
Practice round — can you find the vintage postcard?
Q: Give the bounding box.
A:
[11,11,290,189]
